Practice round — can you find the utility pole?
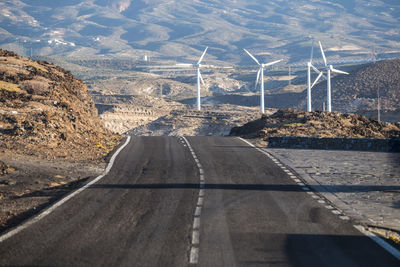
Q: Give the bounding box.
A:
[288,66,291,85]
[377,87,381,122]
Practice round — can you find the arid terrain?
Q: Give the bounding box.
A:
[230,109,400,139]
[0,50,121,233]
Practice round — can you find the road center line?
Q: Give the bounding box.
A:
[182,137,204,265]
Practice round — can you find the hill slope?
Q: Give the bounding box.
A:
[296,59,400,116]
[230,109,400,139]
[0,49,121,161]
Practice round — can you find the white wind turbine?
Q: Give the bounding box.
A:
[244,49,282,113]
[194,47,208,111]
[319,41,349,112]
[307,40,326,112]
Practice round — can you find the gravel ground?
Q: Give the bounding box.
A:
[266,147,400,232]
[0,153,105,234]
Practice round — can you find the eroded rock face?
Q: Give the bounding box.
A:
[230,109,400,139]
[0,49,121,161]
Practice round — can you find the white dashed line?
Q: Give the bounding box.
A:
[190,247,199,264]
[193,217,200,229]
[182,137,204,265]
[199,189,205,197]
[192,230,200,245]
[197,197,204,206]
[236,138,363,233]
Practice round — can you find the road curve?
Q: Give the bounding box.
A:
[0,136,398,266]
[0,136,199,266]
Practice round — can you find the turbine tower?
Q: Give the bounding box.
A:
[195,47,208,111]
[307,40,326,112]
[319,41,349,112]
[244,49,282,113]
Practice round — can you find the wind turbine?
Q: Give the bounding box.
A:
[244,49,282,113]
[195,47,208,111]
[307,40,326,112]
[319,41,349,112]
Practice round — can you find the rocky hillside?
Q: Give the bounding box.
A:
[230,109,400,139]
[0,49,121,161]
[298,59,400,114]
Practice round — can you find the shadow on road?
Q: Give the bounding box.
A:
[89,183,400,193]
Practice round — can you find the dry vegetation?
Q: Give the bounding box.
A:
[0,49,122,161]
[230,109,400,139]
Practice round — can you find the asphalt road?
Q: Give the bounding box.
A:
[0,136,398,266]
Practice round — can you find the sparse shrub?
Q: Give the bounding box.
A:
[0,81,21,92]
[20,79,50,95]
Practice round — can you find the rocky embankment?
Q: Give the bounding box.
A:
[230,109,400,139]
[0,49,121,161]
[0,50,122,233]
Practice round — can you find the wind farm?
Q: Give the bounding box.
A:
[1,1,400,266]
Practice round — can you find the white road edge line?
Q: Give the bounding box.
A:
[354,225,400,260]
[0,135,132,243]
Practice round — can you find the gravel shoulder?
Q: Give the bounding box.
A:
[0,153,106,234]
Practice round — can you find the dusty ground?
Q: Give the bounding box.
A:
[128,104,267,136]
[0,154,106,234]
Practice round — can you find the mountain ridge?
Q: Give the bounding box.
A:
[1,0,399,64]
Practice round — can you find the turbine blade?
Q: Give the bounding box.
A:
[263,59,283,67]
[199,71,206,86]
[197,46,208,65]
[311,64,327,79]
[244,49,260,65]
[331,67,349,75]
[310,39,314,63]
[311,72,323,89]
[310,64,321,74]
[255,68,261,89]
[319,41,327,67]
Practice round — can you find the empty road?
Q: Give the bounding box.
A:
[0,136,398,266]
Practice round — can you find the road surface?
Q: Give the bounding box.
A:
[0,136,398,266]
